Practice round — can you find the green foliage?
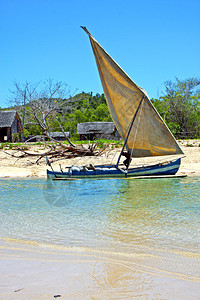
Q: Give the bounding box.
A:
[95,139,105,148]
[15,92,111,140]
[167,122,181,136]
[24,124,43,136]
[23,128,29,138]
[8,78,200,141]
[34,142,42,145]
[0,142,13,149]
[153,77,200,138]
[12,133,20,142]
[94,139,123,149]
[46,93,112,140]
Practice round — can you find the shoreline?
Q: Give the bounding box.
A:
[1,236,200,299]
[0,140,200,178]
[1,148,200,299]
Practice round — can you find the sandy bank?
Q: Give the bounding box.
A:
[0,237,200,300]
[0,140,199,178]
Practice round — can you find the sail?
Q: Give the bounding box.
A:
[82,27,183,157]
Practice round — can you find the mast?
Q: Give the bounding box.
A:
[81,26,92,36]
[81,26,184,158]
[116,95,144,168]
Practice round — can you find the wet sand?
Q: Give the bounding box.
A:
[0,237,200,300]
[0,140,200,178]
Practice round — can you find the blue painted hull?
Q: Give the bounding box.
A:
[47,158,181,179]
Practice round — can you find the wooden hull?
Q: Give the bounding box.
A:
[47,158,181,179]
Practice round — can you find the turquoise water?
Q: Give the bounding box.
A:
[0,176,199,253]
[1,176,200,299]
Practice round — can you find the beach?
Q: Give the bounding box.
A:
[1,236,200,300]
[0,140,200,299]
[0,140,200,178]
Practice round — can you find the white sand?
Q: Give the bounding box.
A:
[0,238,200,299]
[0,140,200,178]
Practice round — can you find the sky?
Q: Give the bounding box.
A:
[0,0,199,108]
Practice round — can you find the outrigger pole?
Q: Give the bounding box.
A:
[116,95,144,169]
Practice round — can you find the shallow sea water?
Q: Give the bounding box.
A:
[0,176,200,299]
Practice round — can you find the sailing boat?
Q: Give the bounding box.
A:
[47,27,184,179]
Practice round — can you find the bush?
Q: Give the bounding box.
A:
[12,133,20,142]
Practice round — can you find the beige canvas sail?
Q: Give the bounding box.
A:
[83,27,183,157]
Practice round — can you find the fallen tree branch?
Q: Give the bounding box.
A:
[3,140,102,166]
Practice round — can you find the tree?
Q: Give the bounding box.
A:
[7,80,100,161]
[159,77,200,138]
[9,79,75,143]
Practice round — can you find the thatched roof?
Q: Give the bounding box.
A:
[77,122,115,134]
[0,111,21,128]
[49,132,69,138]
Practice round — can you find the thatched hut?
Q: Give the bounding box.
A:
[0,111,23,142]
[49,132,69,141]
[77,122,121,140]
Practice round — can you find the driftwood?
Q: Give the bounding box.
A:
[3,140,106,165]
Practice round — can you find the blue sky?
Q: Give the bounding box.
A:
[0,0,199,108]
